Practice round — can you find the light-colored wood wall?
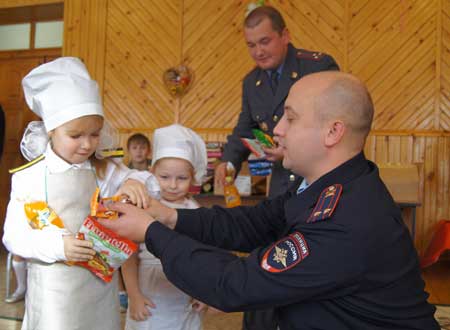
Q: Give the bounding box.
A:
[2,0,449,254]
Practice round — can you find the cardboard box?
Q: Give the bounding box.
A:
[378,163,420,204]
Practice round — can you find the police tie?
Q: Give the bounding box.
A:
[270,71,279,95]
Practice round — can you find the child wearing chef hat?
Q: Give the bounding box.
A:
[122,124,208,330]
[2,57,158,330]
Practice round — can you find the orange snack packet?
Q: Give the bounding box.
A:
[90,187,122,220]
[72,216,138,282]
[24,201,65,229]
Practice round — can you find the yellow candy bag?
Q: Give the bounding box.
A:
[24,201,65,229]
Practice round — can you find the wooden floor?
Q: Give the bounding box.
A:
[422,259,450,305]
[0,248,448,329]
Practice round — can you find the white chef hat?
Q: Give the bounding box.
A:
[152,124,207,184]
[22,57,103,132]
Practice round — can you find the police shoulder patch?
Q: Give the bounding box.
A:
[261,232,309,273]
[307,184,342,223]
[9,154,45,174]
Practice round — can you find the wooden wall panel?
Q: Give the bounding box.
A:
[441,0,450,130]
[102,0,181,129]
[349,0,438,130]
[180,0,253,129]
[63,0,107,93]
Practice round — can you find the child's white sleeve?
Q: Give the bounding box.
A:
[2,173,67,263]
[99,159,160,198]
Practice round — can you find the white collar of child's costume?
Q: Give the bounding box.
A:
[45,143,92,173]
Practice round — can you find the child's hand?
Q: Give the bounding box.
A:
[129,292,156,321]
[145,198,178,229]
[191,298,208,313]
[63,235,95,262]
[117,179,149,209]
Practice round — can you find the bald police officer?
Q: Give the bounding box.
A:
[101,71,439,330]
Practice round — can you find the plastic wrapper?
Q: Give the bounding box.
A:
[240,137,266,158]
[24,201,65,229]
[71,216,138,282]
[252,129,275,147]
[90,187,126,220]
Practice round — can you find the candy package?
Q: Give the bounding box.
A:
[90,187,124,220]
[240,137,266,158]
[24,201,65,229]
[72,216,138,282]
[252,129,275,147]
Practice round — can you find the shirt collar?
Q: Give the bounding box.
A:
[45,143,92,173]
[266,62,285,78]
[296,179,309,195]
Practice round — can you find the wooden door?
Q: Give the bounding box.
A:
[0,50,60,240]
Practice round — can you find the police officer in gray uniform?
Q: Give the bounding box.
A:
[214,6,339,330]
[216,6,339,198]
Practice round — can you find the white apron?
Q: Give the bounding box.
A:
[125,198,202,330]
[23,168,120,330]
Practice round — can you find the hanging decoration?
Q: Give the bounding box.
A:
[163,65,193,98]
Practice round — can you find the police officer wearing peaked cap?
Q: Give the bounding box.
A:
[215,5,339,200]
[99,71,439,330]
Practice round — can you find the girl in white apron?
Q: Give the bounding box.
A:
[123,124,208,330]
[3,57,157,330]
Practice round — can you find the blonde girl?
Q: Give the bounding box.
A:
[3,57,156,330]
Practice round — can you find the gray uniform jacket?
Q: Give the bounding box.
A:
[222,44,339,197]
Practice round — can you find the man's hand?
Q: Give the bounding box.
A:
[262,144,284,162]
[97,202,154,242]
[214,162,228,186]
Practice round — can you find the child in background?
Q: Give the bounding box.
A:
[119,133,153,311]
[2,57,156,330]
[127,133,152,171]
[123,124,208,330]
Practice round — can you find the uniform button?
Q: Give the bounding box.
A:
[289,174,295,181]
[273,115,279,122]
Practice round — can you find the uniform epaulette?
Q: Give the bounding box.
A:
[296,50,325,61]
[99,148,124,158]
[307,184,343,223]
[9,154,45,174]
